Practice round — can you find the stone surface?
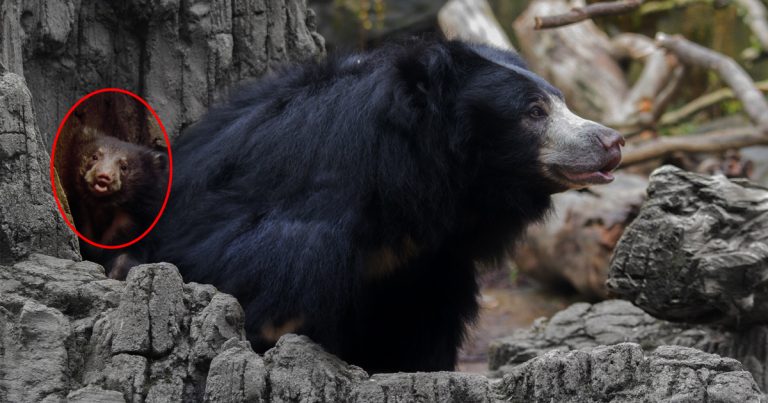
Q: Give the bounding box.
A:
[0,255,244,402]
[1,255,764,402]
[17,0,325,145]
[607,165,768,326]
[0,72,80,265]
[489,299,768,393]
[499,343,765,403]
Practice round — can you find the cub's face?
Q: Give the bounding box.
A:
[78,135,166,202]
[463,45,624,192]
[81,141,129,197]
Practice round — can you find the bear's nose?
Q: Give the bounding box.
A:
[596,127,625,150]
[97,173,112,184]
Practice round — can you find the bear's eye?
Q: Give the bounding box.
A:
[92,154,99,161]
[120,163,128,172]
[528,106,547,119]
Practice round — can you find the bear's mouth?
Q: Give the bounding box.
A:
[558,152,622,186]
[90,178,113,195]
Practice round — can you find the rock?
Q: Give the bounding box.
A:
[264,334,368,402]
[498,343,764,403]
[515,173,647,298]
[607,165,768,326]
[67,386,126,403]
[351,372,495,402]
[204,339,267,403]
[489,299,768,393]
[0,255,245,402]
[0,72,80,265]
[18,0,325,146]
[1,255,764,402]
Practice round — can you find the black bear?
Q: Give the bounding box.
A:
[60,128,168,279]
[148,40,623,373]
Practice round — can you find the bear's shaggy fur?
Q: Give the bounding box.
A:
[148,40,621,373]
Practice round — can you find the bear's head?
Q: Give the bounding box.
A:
[397,41,624,195]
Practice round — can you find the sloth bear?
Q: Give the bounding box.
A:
[61,128,168,279]
[148,40,623,373]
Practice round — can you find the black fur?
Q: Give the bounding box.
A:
[149,40,564,373]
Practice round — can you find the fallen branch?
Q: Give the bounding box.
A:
[607,33,682,128]
[535,0,643,29]
[660,79,768,127]
[620,126,768,166]
[656,33,768,132]
[439,0,514,50]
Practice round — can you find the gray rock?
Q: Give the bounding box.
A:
[498,343,765,403]
[489,299,768,394]
[0,72,80,265]
[2,256,765,402]
[67,386,126,403]
[607,165,768,326]
[17,0,325,146]
[351,372,495,402]
[264,334,369,402]
[205,339,267,403]
[0,256,245,402]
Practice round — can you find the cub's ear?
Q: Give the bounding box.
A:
[152,151,168,173]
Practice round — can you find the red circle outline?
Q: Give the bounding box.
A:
[49,88,174,250]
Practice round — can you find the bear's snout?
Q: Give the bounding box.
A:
[595,127,625,151]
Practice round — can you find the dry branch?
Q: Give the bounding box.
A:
[535,0,643,29]
[439,0,514,50]
[660,80,768,126]
[621,126,768,166]
[656,33,768,131]
[608,33,683,128]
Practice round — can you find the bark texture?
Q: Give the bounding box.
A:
[607,165,768,326]
[0,72,79,265]
[18,0,325,145]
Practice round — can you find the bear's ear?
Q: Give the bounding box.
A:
[396,43,460,104]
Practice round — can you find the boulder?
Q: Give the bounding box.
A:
[608,165,768,326]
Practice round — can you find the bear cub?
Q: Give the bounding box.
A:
[61,128,167,279]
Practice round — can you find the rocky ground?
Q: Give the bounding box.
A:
[0,255,763,402]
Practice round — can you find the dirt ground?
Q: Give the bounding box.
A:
[457,267,585,374]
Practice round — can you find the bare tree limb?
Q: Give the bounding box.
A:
[607,33,682,128]
[656,32,768,132]
[535,0,643,29]
[439,0,515,50]
[660,80,768,126]
[621,126,768,166]
[734,0,768,53]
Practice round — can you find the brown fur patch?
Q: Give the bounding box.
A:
[365,236,420,279]
[261,317,305,343]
